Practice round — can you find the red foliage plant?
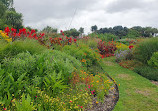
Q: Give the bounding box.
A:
[97,40,117,58]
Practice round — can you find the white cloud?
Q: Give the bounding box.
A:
[14,0,158,34]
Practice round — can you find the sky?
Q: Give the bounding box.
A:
[14,0,158,34]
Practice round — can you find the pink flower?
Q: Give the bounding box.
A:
[91,90,95,95]
[80,106,83,108]
[70,101,72,102]
[35,96,37,97]
[88,85,90,88]
[59,38,62,40]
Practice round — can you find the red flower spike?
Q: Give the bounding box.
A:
[129,45,134,49]
[3,108,7,110]
[41,33,45,36]
[31,29,36,34]
[101,55,104,58]
[33,34,37,37]
[35,37,38,40]
[74,39,77,42]
[60,30,63,33]
[49,38,53,40]
[5,27,10,33]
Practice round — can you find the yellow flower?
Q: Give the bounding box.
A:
[96,101,99,104]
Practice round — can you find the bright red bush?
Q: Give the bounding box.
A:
[97,41,117,58]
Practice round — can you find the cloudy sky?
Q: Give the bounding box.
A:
[14,0,158,34]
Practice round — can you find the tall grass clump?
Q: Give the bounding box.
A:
[134,37,158,64]
[0,39,48,61]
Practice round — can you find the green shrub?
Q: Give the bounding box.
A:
[148,52,158,68]
[77,38,98,49]
[89,33,118,41]
[0,50,82,101]
[15,94,35,111]
[2,50,81,82]
[62,44,101,73]
[134,37,158,64]
[0,39,48,61]
[134,66,158,81]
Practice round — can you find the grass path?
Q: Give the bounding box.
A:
[101,57,158,111]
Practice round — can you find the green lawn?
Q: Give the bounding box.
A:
[101,57,158,111]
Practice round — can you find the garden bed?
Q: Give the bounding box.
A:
[87,83,119,111]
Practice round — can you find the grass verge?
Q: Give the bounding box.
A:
[101,57,158,111]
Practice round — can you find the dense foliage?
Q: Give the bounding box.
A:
[134,37,158,64]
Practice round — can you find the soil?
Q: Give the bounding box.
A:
[151,80,158,86]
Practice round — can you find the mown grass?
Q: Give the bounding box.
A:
[101,57,158,111]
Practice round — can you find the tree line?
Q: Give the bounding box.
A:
[91,25,158,38]
[0,0,23,30]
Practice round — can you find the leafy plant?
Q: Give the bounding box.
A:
[15,93,35,111]
[148,52,158,68]
[43,71,68,97]
[62,44,101,73]
[97,41,117,57]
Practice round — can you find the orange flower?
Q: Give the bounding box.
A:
[81,59,86,62]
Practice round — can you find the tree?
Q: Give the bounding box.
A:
[64,28,80,37]
[4,10,23,29]
[79,27,84,34]
[0,1,6,18]
[42,26,57,33]
[0,0,13,8]
[91,25,97,32]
